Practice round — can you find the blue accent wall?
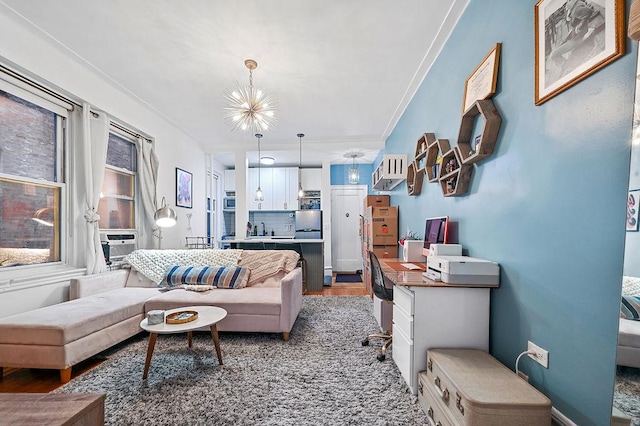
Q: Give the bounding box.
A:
[330,163,374,190]
[385,1,635,424]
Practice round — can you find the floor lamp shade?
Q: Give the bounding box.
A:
[155,197,177,228]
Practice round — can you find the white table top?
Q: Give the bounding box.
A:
[140,305,227,334]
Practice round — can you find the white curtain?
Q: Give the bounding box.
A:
[136,137,160,248]
[67,106,86,267]
[82,103,109,274]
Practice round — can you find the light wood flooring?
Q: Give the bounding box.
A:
[0,275,368,394]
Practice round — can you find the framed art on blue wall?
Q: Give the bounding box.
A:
[627,189,640,232]
[176,167,193,209]
[534,0,625,105]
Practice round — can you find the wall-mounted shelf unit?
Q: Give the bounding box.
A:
[372,154,407,191]
[414,133,435,174]
[457,99,502,165]
[425,139,450,183]
[438,146,473,197]
[406,161,424,195]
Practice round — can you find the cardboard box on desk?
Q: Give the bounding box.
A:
[365,195,390,208]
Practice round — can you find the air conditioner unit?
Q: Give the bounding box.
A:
[100,232,137,261]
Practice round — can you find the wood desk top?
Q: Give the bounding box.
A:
[378,258,499,288]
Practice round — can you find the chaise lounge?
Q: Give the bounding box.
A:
[0,249,303,383]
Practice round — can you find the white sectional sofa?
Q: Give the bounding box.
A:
[617,275,640,368]
[0,249,303,383]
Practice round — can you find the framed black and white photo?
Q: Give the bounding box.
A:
[176,168,192,208]
[535,0,624,105]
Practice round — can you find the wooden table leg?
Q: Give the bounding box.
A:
[60,367,72,384]
[143,333,158,380]
[188,331,193,348]
[209,325,223,365]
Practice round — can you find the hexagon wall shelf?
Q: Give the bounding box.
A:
[457,99,502,165]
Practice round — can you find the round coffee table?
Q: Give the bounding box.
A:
[139,305,227,379]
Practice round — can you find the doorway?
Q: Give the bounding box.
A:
[330,185,367,272]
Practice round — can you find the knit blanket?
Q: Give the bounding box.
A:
[238,250,300,286]
[124,249,243,284]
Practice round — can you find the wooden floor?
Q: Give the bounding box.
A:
[0,275,368,394]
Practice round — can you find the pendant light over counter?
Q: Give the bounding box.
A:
[297,133,305,198]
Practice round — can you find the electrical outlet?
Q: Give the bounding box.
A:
[527,341,549,368]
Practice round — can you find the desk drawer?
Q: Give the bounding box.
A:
[392,325,413,389]
[393,302,413,339]
[394,284,413,316]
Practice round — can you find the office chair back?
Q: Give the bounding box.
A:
[369,251,393,301]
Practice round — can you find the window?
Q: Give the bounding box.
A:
[98,132,137,230]
[0,89,64,267]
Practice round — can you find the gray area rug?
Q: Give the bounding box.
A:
[54,296,427,425]
[615,366,640,426]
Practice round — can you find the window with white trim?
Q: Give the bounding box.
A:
[0,87,66,268]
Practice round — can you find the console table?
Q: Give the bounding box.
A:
[0,393,105,425]
[378,258,498,395]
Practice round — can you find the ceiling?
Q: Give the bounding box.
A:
[1,0,467,167]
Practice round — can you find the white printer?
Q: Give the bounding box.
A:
[425,255,500,286]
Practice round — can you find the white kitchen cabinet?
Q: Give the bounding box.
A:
[247,167,273,210]
[392,285,490,395]
[300,168,322,191]
[223,169,235,192]
[247,167,297,211]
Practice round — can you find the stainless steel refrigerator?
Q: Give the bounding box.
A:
[295,210,322,239]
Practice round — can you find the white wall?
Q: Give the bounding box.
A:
[0,6,207,314]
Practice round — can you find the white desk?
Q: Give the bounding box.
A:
[379,259,495,395]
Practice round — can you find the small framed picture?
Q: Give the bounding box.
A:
[176,168,193,209]
[627,189,640,232]
[534,0,625,105]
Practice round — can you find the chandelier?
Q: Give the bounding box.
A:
[224,59,276,133]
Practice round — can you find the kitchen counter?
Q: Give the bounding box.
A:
[220,239,325,293]
[219,238,323,244]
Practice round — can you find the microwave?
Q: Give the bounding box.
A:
[223,197,236,210]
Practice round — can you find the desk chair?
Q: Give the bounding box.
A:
[361,250,393,361]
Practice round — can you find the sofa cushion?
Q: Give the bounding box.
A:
[621,295,640,320]
[161,265,250,289]
[0,287,160,346]
[124,249,244,283]
[619,317,640,347]
[145,287,282,315]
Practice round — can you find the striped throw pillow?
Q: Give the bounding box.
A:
[161,265,250,289]
[621,295,640,321]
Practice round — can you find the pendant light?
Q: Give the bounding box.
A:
[297,133,305,198]
[348,153,361,184]
[255,133,264,201]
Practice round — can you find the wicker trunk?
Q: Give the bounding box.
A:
[418,349,551,426]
